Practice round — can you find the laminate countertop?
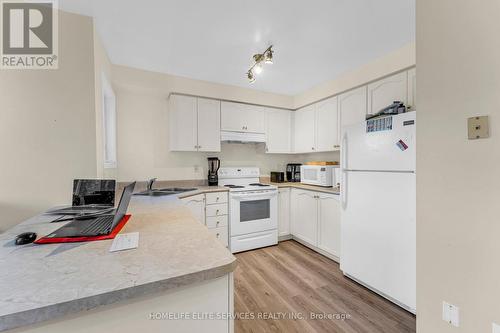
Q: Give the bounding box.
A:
[0,188,235,332]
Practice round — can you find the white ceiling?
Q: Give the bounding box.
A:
[60,0,415,96]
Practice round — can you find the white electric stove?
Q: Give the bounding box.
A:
[218,167,278,253]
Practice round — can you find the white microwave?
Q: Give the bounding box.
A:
[300,165,338,187]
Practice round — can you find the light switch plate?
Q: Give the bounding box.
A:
[443,301,460,327]
[468,116,489,140]
[493,322,500,333]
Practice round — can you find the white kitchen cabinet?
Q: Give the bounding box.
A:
[290,189,318,245]
[266,108,292,153]
[293,105,316,153]
[181,194,205,224]
[169,95,198,151]
[339,85,368,131]
[221,101,265,134]
[367,71,408,116]
[315,96,339,152]
[169,95,221,152]
[318,193,341,258]
[197,98,221,152]
[407,67,416,111]
[278,188,291,237]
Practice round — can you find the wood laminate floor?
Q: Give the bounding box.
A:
[234,240,416,333]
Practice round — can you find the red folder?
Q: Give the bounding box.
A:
[34,215,132,244]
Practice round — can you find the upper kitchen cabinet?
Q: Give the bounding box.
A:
[221,101,265,134]
[169,95,221,152]
[315,96,339,152]
[367,71,408,116]
[293,105,316,153]
[293,97,339,153]
[266,108,292,153]
[339,85,367,131]
[407,67,416,111]
[169,95,198,151]
[197,98,221,152]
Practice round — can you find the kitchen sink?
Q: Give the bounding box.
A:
[134,188,197,196]
[156,187,198,193]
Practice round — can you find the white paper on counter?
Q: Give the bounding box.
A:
[109,232,139,252]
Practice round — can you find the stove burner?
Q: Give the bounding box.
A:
[224,185,245,189]
[249,183,270,187]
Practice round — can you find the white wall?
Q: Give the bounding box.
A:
[0,11,97,231]
[417,1,500,332]
[294,43,415,108]
[111,65,337,182]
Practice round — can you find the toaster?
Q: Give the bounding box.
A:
[270,171,285,183]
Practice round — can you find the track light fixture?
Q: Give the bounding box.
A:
[247,45,274,83]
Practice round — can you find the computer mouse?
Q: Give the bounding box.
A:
[15,232,37,245]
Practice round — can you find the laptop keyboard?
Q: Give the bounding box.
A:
[79,215,114,235]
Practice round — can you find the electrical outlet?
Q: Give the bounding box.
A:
[442,301,460,327]
[492,323,500,333]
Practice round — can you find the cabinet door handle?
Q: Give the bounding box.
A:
[216,221,220,226]
[216,197,219,201]
[216,233,220,238]
[198,145,202,149]
[216,209,219,214]
[312,147,315,150]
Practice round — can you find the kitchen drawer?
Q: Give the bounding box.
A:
[206,203,228,217]
[206,215,228,229]
[208,226,228,247]
[205,192,228,205]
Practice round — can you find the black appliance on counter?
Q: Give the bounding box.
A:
[270,172,285,183]
[208,157,220,186]
[286,163,301,182]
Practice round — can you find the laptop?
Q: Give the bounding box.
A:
[46,182,136,238]
[48,179,116,215]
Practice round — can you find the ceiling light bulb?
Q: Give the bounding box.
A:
[265,50,273,64]
[254,63,263,74]
[247,70,255,83]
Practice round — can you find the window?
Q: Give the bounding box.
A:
[102,73,117,168]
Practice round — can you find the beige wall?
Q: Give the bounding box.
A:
[417,1,500,332]
[0,11,97,231]
[294,42,415,108]
[111,65,336,182]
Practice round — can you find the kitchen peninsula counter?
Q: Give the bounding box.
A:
[0,192,236,333]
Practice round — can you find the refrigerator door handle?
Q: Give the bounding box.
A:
[341,132,348,170]
[341,170,348,210]
[341,132,348,210]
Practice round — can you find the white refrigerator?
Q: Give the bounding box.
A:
[340,111,416,313]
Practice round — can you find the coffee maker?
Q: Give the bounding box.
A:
[286,163,302,182]
[207,157,220,186]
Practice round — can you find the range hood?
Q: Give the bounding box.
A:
[220,131,266,143]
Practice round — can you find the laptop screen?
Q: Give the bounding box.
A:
[111,182,136,229]
[72,179,116,207]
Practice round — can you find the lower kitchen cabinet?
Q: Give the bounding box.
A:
[278,188,291,237]
[289,188,341,260]
[318,192,341,258]
[181,192,229,248]
[181,194,205,224]
[290,189,318,245]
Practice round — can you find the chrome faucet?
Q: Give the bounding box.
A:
[147,178,157,191]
